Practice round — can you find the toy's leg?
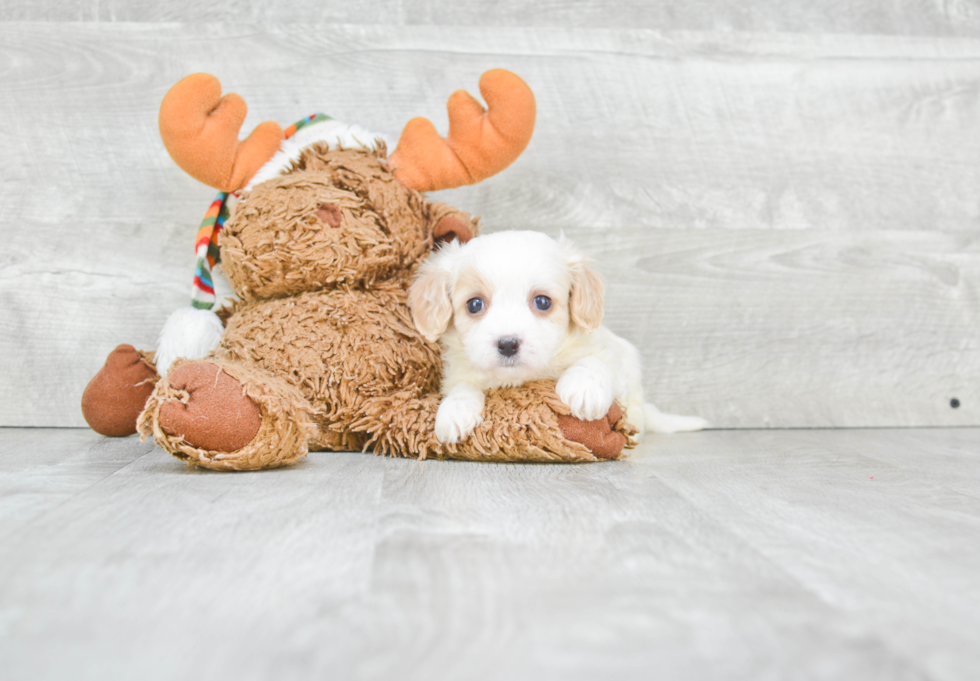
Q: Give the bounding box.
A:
[355,380,635,462]
[81,344,158,437]
[138,358,316,471]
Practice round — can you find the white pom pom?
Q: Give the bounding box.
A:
[155,307,224,377]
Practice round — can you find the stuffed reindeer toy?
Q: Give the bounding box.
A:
[81,70,635,470]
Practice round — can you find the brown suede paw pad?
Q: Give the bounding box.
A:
[158,362,262,453]
[81,344,158,437]
[557,403,628,460]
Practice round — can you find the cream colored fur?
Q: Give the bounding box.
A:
[409,230,708,444]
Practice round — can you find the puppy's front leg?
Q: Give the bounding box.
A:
[556,356,615,422]
[435,383,486,444]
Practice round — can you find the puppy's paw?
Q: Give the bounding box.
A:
[435,392,485,444]
[556,361,614,422]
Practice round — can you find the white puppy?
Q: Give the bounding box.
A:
[408,230,708,444]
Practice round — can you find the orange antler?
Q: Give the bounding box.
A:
[158,73,284,192]
[391,69,536,192]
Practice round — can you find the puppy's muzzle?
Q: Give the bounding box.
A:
[497,336,520,358]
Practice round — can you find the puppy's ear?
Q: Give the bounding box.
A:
[409,249,455,342]
[562,236,604,332]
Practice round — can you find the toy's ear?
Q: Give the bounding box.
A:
[159,73,284,192]
[391,69,536,192]
[408,245,458,342]
[433,215,475,246]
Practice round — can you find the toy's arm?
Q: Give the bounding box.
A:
[355,380,633,462]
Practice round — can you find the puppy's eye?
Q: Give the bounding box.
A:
[466,298,485,314]
[533,295,552,311]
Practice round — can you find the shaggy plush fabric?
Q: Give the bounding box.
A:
[356,380,636,463]
[216,283,440,451]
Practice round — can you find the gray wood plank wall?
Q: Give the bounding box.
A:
[1,5,978,428]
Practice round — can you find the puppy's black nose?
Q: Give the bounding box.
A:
[497,336,520,357]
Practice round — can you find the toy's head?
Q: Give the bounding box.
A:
[220,145,432,300]
[158,70,535,301]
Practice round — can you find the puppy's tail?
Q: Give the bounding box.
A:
[643,403,710,434]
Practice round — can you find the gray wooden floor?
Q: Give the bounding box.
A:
[1,428,978,680]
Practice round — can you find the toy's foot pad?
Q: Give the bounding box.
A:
[557,402,628,460]
[158,362,262,452]
[81,344,158,437]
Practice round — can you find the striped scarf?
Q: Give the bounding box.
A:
[190,113,333,309]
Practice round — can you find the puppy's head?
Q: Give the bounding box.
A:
[408,231,604,383]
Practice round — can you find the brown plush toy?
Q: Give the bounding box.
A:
[81,70,635,470]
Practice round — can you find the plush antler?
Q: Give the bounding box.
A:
[390,69,536,192]
[158,73,284,192]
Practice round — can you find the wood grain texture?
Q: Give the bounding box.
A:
[5,0,980,37]
[1,427,978,679]
[1,23,979,427]
[580,227,980,428]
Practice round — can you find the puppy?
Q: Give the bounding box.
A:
[408,230,708,444]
